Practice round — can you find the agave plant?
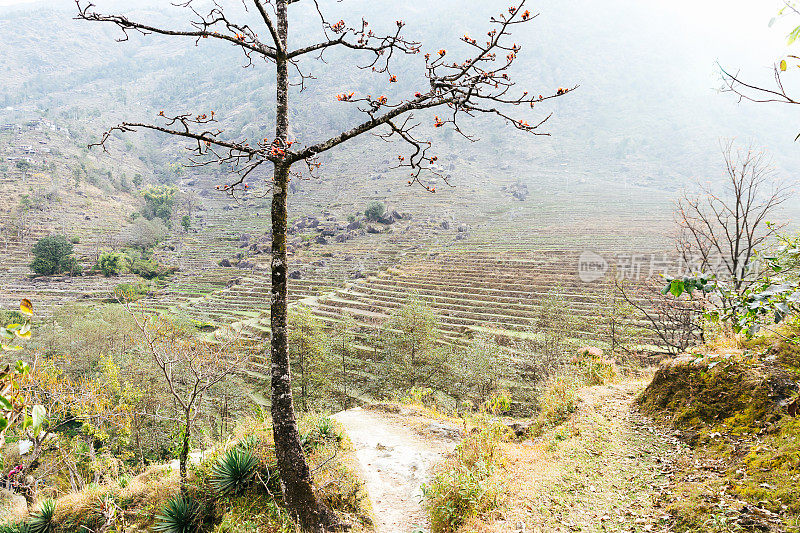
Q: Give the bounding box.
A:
[153,496,200,533]
[210,446,258,496]
[27,498,55,533]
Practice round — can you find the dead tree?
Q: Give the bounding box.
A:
[616,278,704,354]
[75,1,574,529]
[676,140,792,313]
[719,3,799,138]
[128,309,244,494]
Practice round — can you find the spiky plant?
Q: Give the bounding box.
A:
[27,498,55,533]
[210,446,258,496]
[153,496,199,533]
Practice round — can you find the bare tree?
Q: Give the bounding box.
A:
[719,2,800,138]
[76,1,574,528]
[617,278,704,354]
[676,140,792,312]
[128,308,244,494]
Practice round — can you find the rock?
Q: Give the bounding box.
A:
[312,260,326,267]
[240,233,252,242]
[288,270,302,280]
[366,225,381,234]
[315,235,328,245]
[426,422,463,440]
[391,210,403,220]
[225,277,242,288]
[377,215,394,225]
[440,220,450,230]
[321,228,336,237]
[238,259,254,269]
[219,259,232,267]
[350,270,365,279]
[457,224,468,233]
[347,220,362,231]
[503,419,535,438]
[306,216,320,228]
[335,234,348,243]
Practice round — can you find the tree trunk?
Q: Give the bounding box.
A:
[179,417,190,496]
[270,2,336,530]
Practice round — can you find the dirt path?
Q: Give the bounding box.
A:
[470,380,685,533]
[333,407,459,533]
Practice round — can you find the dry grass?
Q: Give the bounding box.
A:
[458,378,679,533]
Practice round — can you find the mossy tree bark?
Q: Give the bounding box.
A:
[270,3,335,531]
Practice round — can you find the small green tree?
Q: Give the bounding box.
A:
[450,333,502,405]
[382,293,443,390]
[288,307,330,411]
[330,314,357,400]
[141,185,177,224]
[98,251,125,276]
[30,235,77,275]
[601,286,641,357]
[180,214,191,232]
[364,201,386,222]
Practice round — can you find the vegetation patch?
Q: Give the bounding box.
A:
[639,333,800,531]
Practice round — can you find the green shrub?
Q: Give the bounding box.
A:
[364,201,385,221]
[130,257,162,279]
[98,251,125,276]
[154,495,200,533]
[113,281,150,302]
[300,416,342,452]
[28,498,55,533]
[30,235,77,275]
[538,375,579,426]
[211,447,258,496]
[141,185,177,224]
[571,348,617,385]
[423,428,503,533]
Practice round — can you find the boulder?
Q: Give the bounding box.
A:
[288,270,302,280]
[347,220,362,231]
[440,220,450,230]
[315,235,328,245]
[457,224,468,233]
[219,259,232,267]
[366,225,381,234]
[503,419,535,438]
[391,210,403,220]
[377,215,394,225]
[426,422,463,440]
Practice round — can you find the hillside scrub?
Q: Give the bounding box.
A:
[1,415,372,533]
